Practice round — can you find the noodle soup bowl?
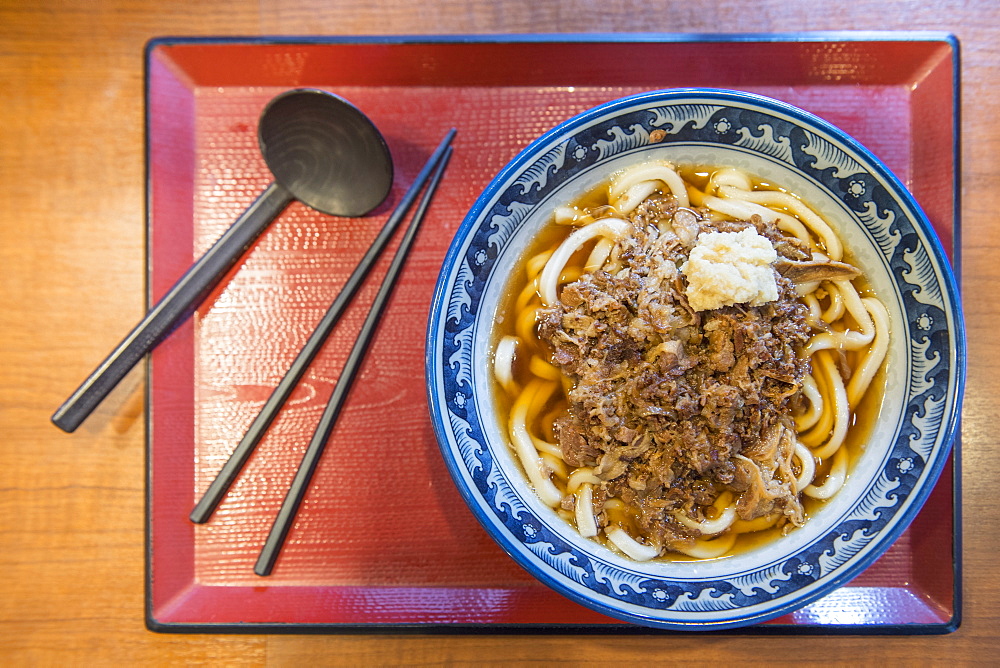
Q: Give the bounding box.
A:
[426,89,964,630]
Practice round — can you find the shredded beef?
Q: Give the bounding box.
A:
[536,198,812,551]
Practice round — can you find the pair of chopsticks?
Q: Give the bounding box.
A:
[190,129,456,576]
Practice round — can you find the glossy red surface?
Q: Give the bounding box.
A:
[146,36,958,631]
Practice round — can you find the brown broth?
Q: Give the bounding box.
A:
[490,165,887,562]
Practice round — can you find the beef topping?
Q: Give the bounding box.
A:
[536,199,813,549]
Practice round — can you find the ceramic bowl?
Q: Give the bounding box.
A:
[426,89,965,630]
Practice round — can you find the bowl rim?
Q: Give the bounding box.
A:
[426,87,966,629]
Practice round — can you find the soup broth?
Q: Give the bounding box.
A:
[491,161,889,562]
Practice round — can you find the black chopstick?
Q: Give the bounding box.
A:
[254,145,453,576]
[190,129,456,525]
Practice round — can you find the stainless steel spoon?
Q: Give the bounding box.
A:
[52,88,393,432]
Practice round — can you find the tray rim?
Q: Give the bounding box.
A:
[144,30,961,48]
[143,31,962,635]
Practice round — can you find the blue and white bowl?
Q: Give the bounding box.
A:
[426,89,965,630]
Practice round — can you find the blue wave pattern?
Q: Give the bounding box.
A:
[450,410,484,476]
[513,140,569,195]
[800,132,865,178]
[446,257,476,327]
[486,200,535,253]
[591,124,650,161]
[435,93,956,624]
[735,123,794,163]
[858,200,902,259]
[651,104,723,134]
[817,526,878,577]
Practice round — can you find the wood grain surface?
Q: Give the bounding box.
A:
[2,1,997,664]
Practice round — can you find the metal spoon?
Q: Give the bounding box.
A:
[51,88,394,433]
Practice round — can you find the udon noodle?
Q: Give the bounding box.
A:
[492,160,889,561]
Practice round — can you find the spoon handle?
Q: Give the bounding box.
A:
[51,182,294,433]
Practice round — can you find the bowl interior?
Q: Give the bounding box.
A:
[428,89,963,629]
[474,143,908,580]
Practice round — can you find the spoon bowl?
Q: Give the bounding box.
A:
[260,89,392,217]
[52,88,393,432]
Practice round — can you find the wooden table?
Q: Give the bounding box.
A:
[2,1,997,663]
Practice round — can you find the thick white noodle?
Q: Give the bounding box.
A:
[804,281,877,356]
[531,435,563,458]
[606,526,661,561]
[515,305,539,344]
[795,374,823,432]
[703,194,812,245]
[575,483,599,537]
[821,280,846,323]
[529,355,561,380]
[795,279,821,297]
[493,335,519,394]
[792,439,817,493]
[553,205,579,225]
[538,218,629,306]
[610,162,690,208]
[525,249,553,280]
[721,187,843,260]
[847,298,890,408]
[584,237,616,272]
[514,276,539,313]
[672,532,738,559]
[566,467,601,493]
[710,167,753,191]
[809,352,850,461]
[673,505,737,535]
[616,181,660,215]
[731,513,781,534]
[541,451,567,478]
[803,293,825,328]
[509,381,563,507]
[804,446,847,499]
[837,280,876,345]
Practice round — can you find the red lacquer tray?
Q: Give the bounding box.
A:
[145,33,960,633]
